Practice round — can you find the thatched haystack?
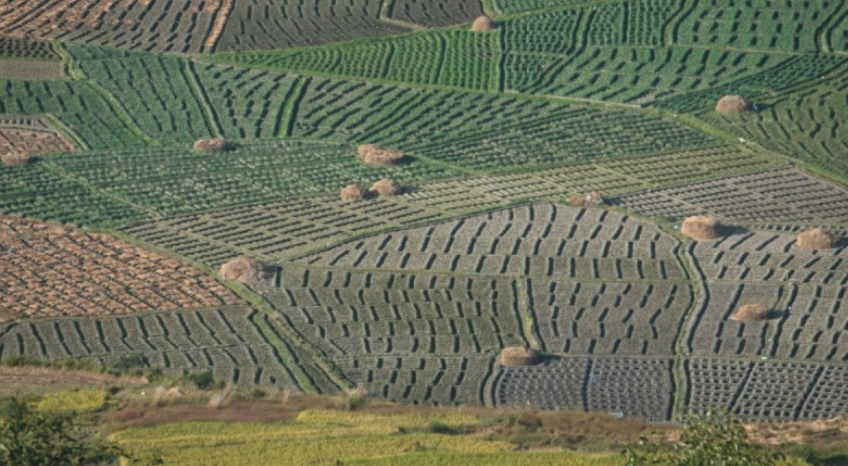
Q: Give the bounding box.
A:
[472,15,496,32]
[370,179,402,197]
[1,153,33,167]
[341,184,368,201]
[731,304,770,322]
[193,138,232,153]
[796,228,840,249]
[358,144,405,167]
[681,216,723,241]
[498,346,541,367]
[219,258,267,283]
[716,95,754,115]
[568,192,604,207]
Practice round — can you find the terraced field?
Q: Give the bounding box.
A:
[2,0,848,427]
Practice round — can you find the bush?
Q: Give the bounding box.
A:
[186,369,223,390]
[624,410,782,466]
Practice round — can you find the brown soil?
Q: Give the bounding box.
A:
[219,258,268,283]
[568,192,604,207]
[341,184,369,201]
[358,144,405,167]
[498,346,542,367]
[0,366,146,386]
[716,95,754,114]
[681,215,723,241]
[0,214,241,321]
[370,179,402,197]
[472,15,496,32]
[796,228,840,249]
[0,123,75,157]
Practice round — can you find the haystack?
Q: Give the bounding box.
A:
[370,179,402,197]
[796,228,840,249]
[472,15,496,32]
[716,95,754,115]
[498,346,541,367]
[219,258,267,283]
[681,216,723,241]
[193,138,231,153]
[568,192,604,207]
[1,153,33,167]
[341,184,368,201]
[731,304,770,322]
[358,144,405,167]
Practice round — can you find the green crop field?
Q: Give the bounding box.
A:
[2,0,848,451]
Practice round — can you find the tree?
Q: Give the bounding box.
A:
[624,410,782,466]
[0,398,156,466]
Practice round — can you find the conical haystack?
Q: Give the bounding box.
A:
[796,228,840,249]
[1,153,33,167]
[219,258,267,283]
[472,15,495,32]
[731,304,770,322]
[193,138,232,153]
[370,179,402,197]
[681,216,723,241]
[341,184,368,201]
[716,95,754,115]
[358,144,405,167]
[498,346,541,367]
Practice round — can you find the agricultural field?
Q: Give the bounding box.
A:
[2,0,848,439]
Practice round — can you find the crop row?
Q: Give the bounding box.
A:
[0,0,229,53]
[0,306,308,389]
[0,37,59,60]
[119,145,774,269]
[0,119,75,156]
[495,357,675,422]
[215,0,404,52]
[686,358,848,421]
[46,140,453,217]
[618,168,848,225]
[76,54,216,145]
[695,69,848,180]
[386,0,485,27]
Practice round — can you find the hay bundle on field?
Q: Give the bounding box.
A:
[1,153,33,166]
[472,15,496,32]
[568,192,603,207]
[341,184,368,201]
[716,95,754,115]
[731,304,770,322]
[219,258,267,283]
[796,228,840,249]
[681,216,723,241]
[370,179,402,197]
[498,346,541,367]
[193,138,231,152]
[358,144,405,167]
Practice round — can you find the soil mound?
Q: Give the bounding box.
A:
[796,228,840,249]
[568,192,604,207]
[220,258,268,283]
[358,144,405,167]
[193,138,232,153]
[681,216,723,241]
[472,15,496,32]
[341,184,368,201]
[716,95,754,115]
[498,346,542,367]
[731,304,770,322]
[370,179,402,197]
